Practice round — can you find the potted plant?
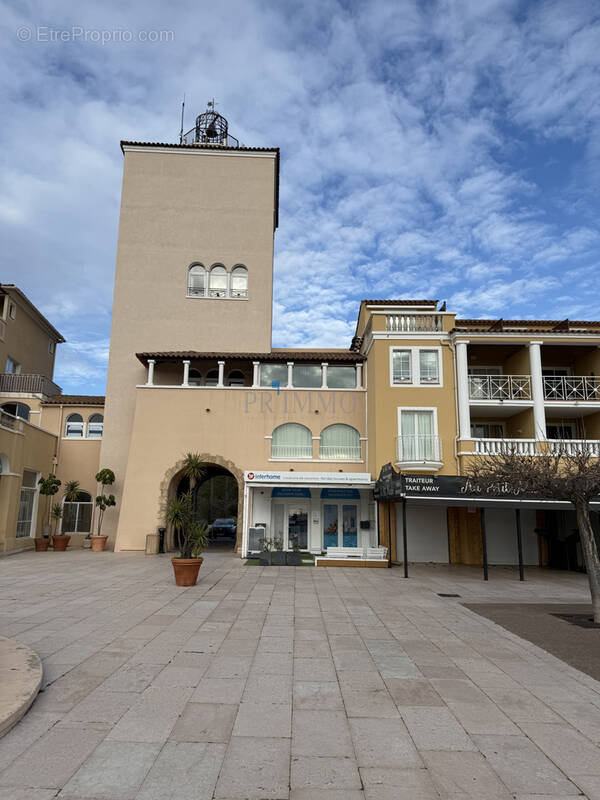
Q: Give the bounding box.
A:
[166,491,209,586]
[91,468,116,551]
[287,539,302,566]
[51,502,70,551]
[272,536,286,565]
[258,535,273,565]
[36,473,61,550]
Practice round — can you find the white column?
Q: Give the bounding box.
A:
[146,359,155,386]
[217,360,225,388]
[287,362,293,388]
[252,361,260,388]
[321,363,328,389]
[456,340,471,439]
[529,341,546,440]
[182,360,190,387]
[356,363,363,389]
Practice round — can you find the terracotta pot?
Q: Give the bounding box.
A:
[90,535,108,552]
[52,535,71,551]
[34,538,50,552]
[172,557,203,586]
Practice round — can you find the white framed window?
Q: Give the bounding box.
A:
[390,347,442,387]
[271,423,312,459]
[471,422,505,438]
[397,407,440,462]
[87,414,103,438]
[1,402,30,422]
[319,424,361,460]
[418,350,440,384]
[17,470,38,537]
[327,366,357,389]
[5,356,20,374]
[230,265,248,298]
[187,264,206,297]
[208,265,228,298]
[292,364,322,388]
[9,302,16,320]
[49,339,56,355]
[62,491,93,533]
[65,413,84,438]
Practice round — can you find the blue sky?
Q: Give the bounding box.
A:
[2,0,600,395]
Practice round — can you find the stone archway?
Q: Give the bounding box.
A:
[159,454,245,552]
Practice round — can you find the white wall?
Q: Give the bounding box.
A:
[395,505,449,563]
[485,507,538,565]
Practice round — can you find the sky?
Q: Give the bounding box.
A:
[2,0,600,395]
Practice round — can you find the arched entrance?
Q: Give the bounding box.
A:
[161,455,243,552]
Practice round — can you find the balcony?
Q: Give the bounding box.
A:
[543,376,600,402]
[547,439,600,457]
[472,438,537,456]
[386,314,444,333]
[468,375,532,401]
[0,373,61,397]
[395,435,442,468]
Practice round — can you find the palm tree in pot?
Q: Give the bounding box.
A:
[166,491,209,586]
[92,468,116,551]
[52,480,80,551]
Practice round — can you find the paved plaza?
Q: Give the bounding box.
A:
[0,551,599,799]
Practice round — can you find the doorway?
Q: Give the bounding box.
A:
[447,506,483,565]
[323,502,358,549]
[176,464,238,550]
[272,503,309,550]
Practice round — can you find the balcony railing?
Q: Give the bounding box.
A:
[0,409,23,432]
[547,439,600,457]
[396,435,442,464]
[319,445,362,461]
[0,373,61,397]
[468,375,532,401]
[386,314,444,333]
[543,376,600,401]
[473,438,537,456]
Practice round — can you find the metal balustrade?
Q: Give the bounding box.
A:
[319,445,362,461]
[468,375,532,401]
[270,444,313,459]
[0,373,61,396]
[386,314,444,332]
[396,435,442,463]
[543,376,600,401]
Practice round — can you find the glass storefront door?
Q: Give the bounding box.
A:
[323,503,358,548]
[288,504,308,550]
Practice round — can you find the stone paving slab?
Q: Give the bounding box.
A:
[0,552,599,798]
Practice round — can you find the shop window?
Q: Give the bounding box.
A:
[271,423,312,459]
[65,413,84,438]
[319,424,361,460]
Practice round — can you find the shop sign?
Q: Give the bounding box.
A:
[320,488,361,499]
[245,471,371,485]
[272,487,312,498]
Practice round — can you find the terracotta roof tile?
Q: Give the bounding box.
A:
[136,350,364,364]
[43,395,105,406]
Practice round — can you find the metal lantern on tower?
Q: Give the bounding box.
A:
[180,100,239,146]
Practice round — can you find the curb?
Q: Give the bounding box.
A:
[0,636,43,738]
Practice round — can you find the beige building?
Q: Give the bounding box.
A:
[3,108,600,572]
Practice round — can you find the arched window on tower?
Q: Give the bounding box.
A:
[65,413,84,438]
[230,266,248,299]
[87,414,104,438]
[208,265,228,298]
[187,264,206,297]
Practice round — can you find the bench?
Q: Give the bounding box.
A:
[315,546,388,568]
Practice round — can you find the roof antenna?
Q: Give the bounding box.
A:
[179,94,186,144]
